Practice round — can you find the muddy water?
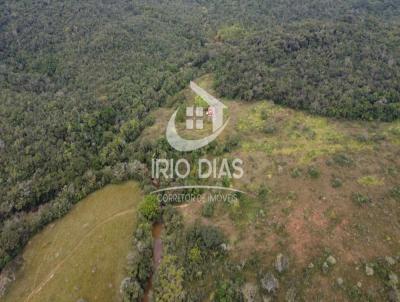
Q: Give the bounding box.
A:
[142,222,163,302]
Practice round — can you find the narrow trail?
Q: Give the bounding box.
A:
[32,226,62,289]
[24,208,135,302]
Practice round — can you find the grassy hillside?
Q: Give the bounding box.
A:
[2,181,141,302]
[134,75,400,301]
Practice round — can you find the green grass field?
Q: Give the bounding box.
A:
[3,181,141,302]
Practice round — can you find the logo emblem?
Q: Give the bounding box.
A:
[166,81,229,151]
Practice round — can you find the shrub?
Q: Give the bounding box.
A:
[224,135,241,152]
[258,185,269,201]
[138,195,160,222]
[355,133,370,143]
[222,176,231,188]
[176,104,186,123]
[307,166,320,179]
[186,224,225,251]
[162,206,184,234]
[194,95,208,107]
[214,280,244,302]
[332,153,354,167]
[188,246,202,263]
[153,255,185,302]
[121,278,143,302]
[303,128,316,139]
[331,177,343,188]
[130,223,153,284]
[390,186,400,201]
[260,109,269,120]
[372,134,386,142]
[202,201,215,218]
[263,125,277,134]
[352,193,371,206]
[291,168,302,178]
[357,175,384,186]
[216,24,246,42]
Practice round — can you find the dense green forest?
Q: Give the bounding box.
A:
[211,18,400,120]
[1,0,399,277]
[0,0,203,270]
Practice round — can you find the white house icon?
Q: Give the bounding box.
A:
[166,81,229,152]
[189,81,226,132]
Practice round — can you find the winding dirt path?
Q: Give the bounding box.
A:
[24,209,135,302]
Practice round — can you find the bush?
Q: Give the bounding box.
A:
[202,201,215,218]
[153,255,185,302]
[162,206,184,234]
[331,177,343,188]
[188,246,202,263]
[260,109,269,120]
[332,153,354,167]
[194,95,208,107]
[390,186,400,201]
[224,135,241,152]
[186,224,225,251]
[176,104,186,123]
[138,195,160,222]
[352,193,371,206]
[263,125,277,134]
[121,278,143,302]
[214,280,244,302]
[122,221,153,301]
[307,166,320,179]
[130,223,153,284]
[258,185,269,200]
[222,176,231,188]
[291,168,302,178]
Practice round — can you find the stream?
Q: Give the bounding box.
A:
[142,222,163,302]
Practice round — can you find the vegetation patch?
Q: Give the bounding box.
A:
[202,200,215,218]
[352,193,372,206]
[307,166,321,179]
[216,24,247,42]
[390,186,400,201]
[237,102,368,163]
[331,177,343,188]
[357,175,384,186]
[332,153,354,167]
